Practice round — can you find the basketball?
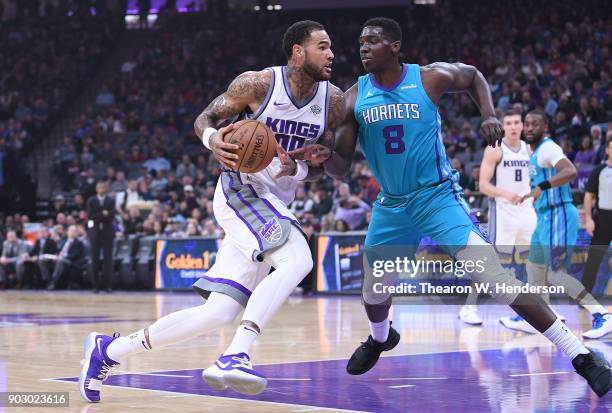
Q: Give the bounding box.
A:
[224,119,276,173]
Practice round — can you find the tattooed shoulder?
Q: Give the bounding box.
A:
[226,69,271,105]
[326,84,346,129]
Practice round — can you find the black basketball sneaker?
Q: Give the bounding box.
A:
[573,351,612,397]
[346,324,400,375]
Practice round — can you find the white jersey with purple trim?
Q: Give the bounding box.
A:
[494,140,532,204]
[192,67,329,305]
[242,66,329,206]
[488,140,536,250]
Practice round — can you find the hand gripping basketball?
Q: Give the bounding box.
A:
[210,124,240,170]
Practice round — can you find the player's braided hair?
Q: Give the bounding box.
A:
[282,20,325,59]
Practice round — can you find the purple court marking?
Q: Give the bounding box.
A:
[52,348,612,412]
[0,313,148,327]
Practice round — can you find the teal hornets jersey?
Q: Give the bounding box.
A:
[355,63,457,196]
[529,137,573,211]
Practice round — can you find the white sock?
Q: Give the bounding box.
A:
[369,318,390,343]
[224,324,259,356]
[106,293,242,361]
[106,329,148,362]
[542,318,589,360]
[582,304,608,316]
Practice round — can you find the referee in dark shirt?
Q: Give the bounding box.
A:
[582,137,612,293]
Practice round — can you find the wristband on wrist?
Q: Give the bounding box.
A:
[292,160,308,180]
[201,127,217,150]
[538,180,552,190]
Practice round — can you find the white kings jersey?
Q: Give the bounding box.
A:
[494,140,532,204]
[240,66,329,205]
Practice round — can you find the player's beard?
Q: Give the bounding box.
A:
[524,134,542,145]
[302,52,328,81]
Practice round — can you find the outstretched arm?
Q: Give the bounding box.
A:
[522,154,577,202]
[194,70,271,169]
[287,84,352,180]
[290,83,358,180]
[422,62,502,146]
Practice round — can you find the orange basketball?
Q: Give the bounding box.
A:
[224,119,276,173]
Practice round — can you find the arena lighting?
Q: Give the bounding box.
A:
[414,0,436,4]
[274,4,282,9]
[254,5,261,10]
[267,4,273,10]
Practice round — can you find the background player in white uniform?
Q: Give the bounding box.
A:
[459,110,536,325]
[498,111,611,338]
[78,20,346,402]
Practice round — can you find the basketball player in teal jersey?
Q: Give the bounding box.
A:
[291,17,611,396]
[499,111,612,339]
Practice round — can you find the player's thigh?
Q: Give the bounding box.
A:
[412,182,487,255]
[551,203,578,269]
[193,237,271,307]
[362,203,418,305]
[514,208,537,254]
[528,212,547,266]
[364,202,420,250]
[213,171,298,261]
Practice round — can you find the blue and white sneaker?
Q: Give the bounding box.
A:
[499,315,538,334]
[79,332,120,402]
[202,353,267,395]
[583,313,612,339]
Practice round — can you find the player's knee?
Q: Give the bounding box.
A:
[204,294,243,325]
[216,308,241,326]
[299,252,314,275]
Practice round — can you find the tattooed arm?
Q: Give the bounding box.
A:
[194,69,271,169]
[288,84,347,181]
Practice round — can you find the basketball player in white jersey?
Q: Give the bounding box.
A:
[79,20,346,402]
[459,109,536,325]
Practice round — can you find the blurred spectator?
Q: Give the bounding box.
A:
[289,183,314,219]
[185,221,201,237]
[0,230,28,288]
[122,207,142,236]
[574,134,597,168]
[47,225,87,290]
[334,194,371,230]
[334,219,350,232]
[21,226,59,288]
[116,179,144,217]
[465,166,481,195]
[72,193,86,214]
[110,170,128,193]
[144,148,171,173]
[451,158,470,189]
[52,194,68,215]
[183,185,198,211]
[96,85,115,107]
[176,155,196,180]
[202,218,222,237]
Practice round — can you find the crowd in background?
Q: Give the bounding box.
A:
[0,0,610,289]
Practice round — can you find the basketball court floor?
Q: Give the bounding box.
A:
[2,291,612,412]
